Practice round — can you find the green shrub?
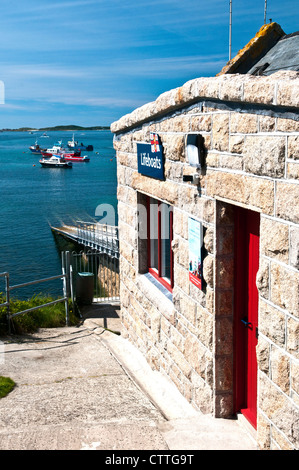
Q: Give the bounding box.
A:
[0,376,15,398]
[0,293,78,335]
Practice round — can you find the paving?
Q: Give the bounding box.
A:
[0,302,258,451]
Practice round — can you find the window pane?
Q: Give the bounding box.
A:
[147,196,173,291]
[160,203,172,280]
[161,237,171,279]
[149,198,158,270]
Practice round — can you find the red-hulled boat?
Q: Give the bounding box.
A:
[62,153,90,162]
[41,149,81,158]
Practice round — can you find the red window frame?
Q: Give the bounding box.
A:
[146,196,174,292]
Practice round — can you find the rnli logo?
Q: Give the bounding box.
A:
[150,133,160,153]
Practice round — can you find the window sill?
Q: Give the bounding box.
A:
[148,268,173,294]
[137,273,173,317]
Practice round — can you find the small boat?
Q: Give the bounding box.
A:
[63,153,90,162]
[42,149,81,157]
[39,155,72,168]
[67,133,93,151]
[42,141,81,157]
[40,132,49,138]
[29,140,45,154]
[42,141,64,156]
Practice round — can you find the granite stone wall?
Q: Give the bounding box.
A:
[111,71,299,450]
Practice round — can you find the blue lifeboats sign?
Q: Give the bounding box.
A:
[137,133,164,180]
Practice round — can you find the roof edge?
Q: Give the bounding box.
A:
[110,71,299,134]
[217,22,285,76]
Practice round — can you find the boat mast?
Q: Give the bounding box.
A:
[229,0,232,61]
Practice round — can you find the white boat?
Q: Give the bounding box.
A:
[67,133,93,151]
[42,141,65,156]
[41,141,81,157]
[39,155,72,168]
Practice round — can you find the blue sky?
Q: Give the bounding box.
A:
[0,0,298,128]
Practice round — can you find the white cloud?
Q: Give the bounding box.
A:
[113,55,227,77]
[2,64,86,79]
[36,90,151,110]
[0,50,226,112]
[1,103,29,110]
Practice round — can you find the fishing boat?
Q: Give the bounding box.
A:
[67,134,93,151]
[41,149,81,157]
[29,140,45,154]
[39,155,72,168]
[41,141,81,157]
[41,141,63,156]
[63,153,90,162]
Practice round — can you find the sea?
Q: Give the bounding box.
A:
[0,130,117,299]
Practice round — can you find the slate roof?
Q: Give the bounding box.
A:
[218,23,299,77]
[247,31,299,76]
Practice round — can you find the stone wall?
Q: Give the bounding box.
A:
[111,71,299,450]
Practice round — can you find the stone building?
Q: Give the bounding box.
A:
[111,24,299,450]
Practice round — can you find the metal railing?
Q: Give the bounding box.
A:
[67,250,119,302]
[0,272,9,310]
[76,221,119,257]
[0,254,71,333]
[0,249,120,333]
[51,222,119,257]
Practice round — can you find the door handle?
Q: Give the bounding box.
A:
[241,317,253,328]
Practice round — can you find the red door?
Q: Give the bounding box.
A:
[234,207,260,429]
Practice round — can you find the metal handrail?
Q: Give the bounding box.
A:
[0,255,71,333]
[9,297,67,319]
[0,272,9,308]
[9,274,65,291]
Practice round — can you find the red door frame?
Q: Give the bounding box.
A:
[234,206,260,429]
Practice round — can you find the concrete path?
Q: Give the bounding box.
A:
[0,303,258,450]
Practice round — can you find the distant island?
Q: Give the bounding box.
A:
[0,125,110,132]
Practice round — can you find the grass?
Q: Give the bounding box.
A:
[0,376,15,398]
[0,293,79,335]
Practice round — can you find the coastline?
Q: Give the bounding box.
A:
[0,125,110,132]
